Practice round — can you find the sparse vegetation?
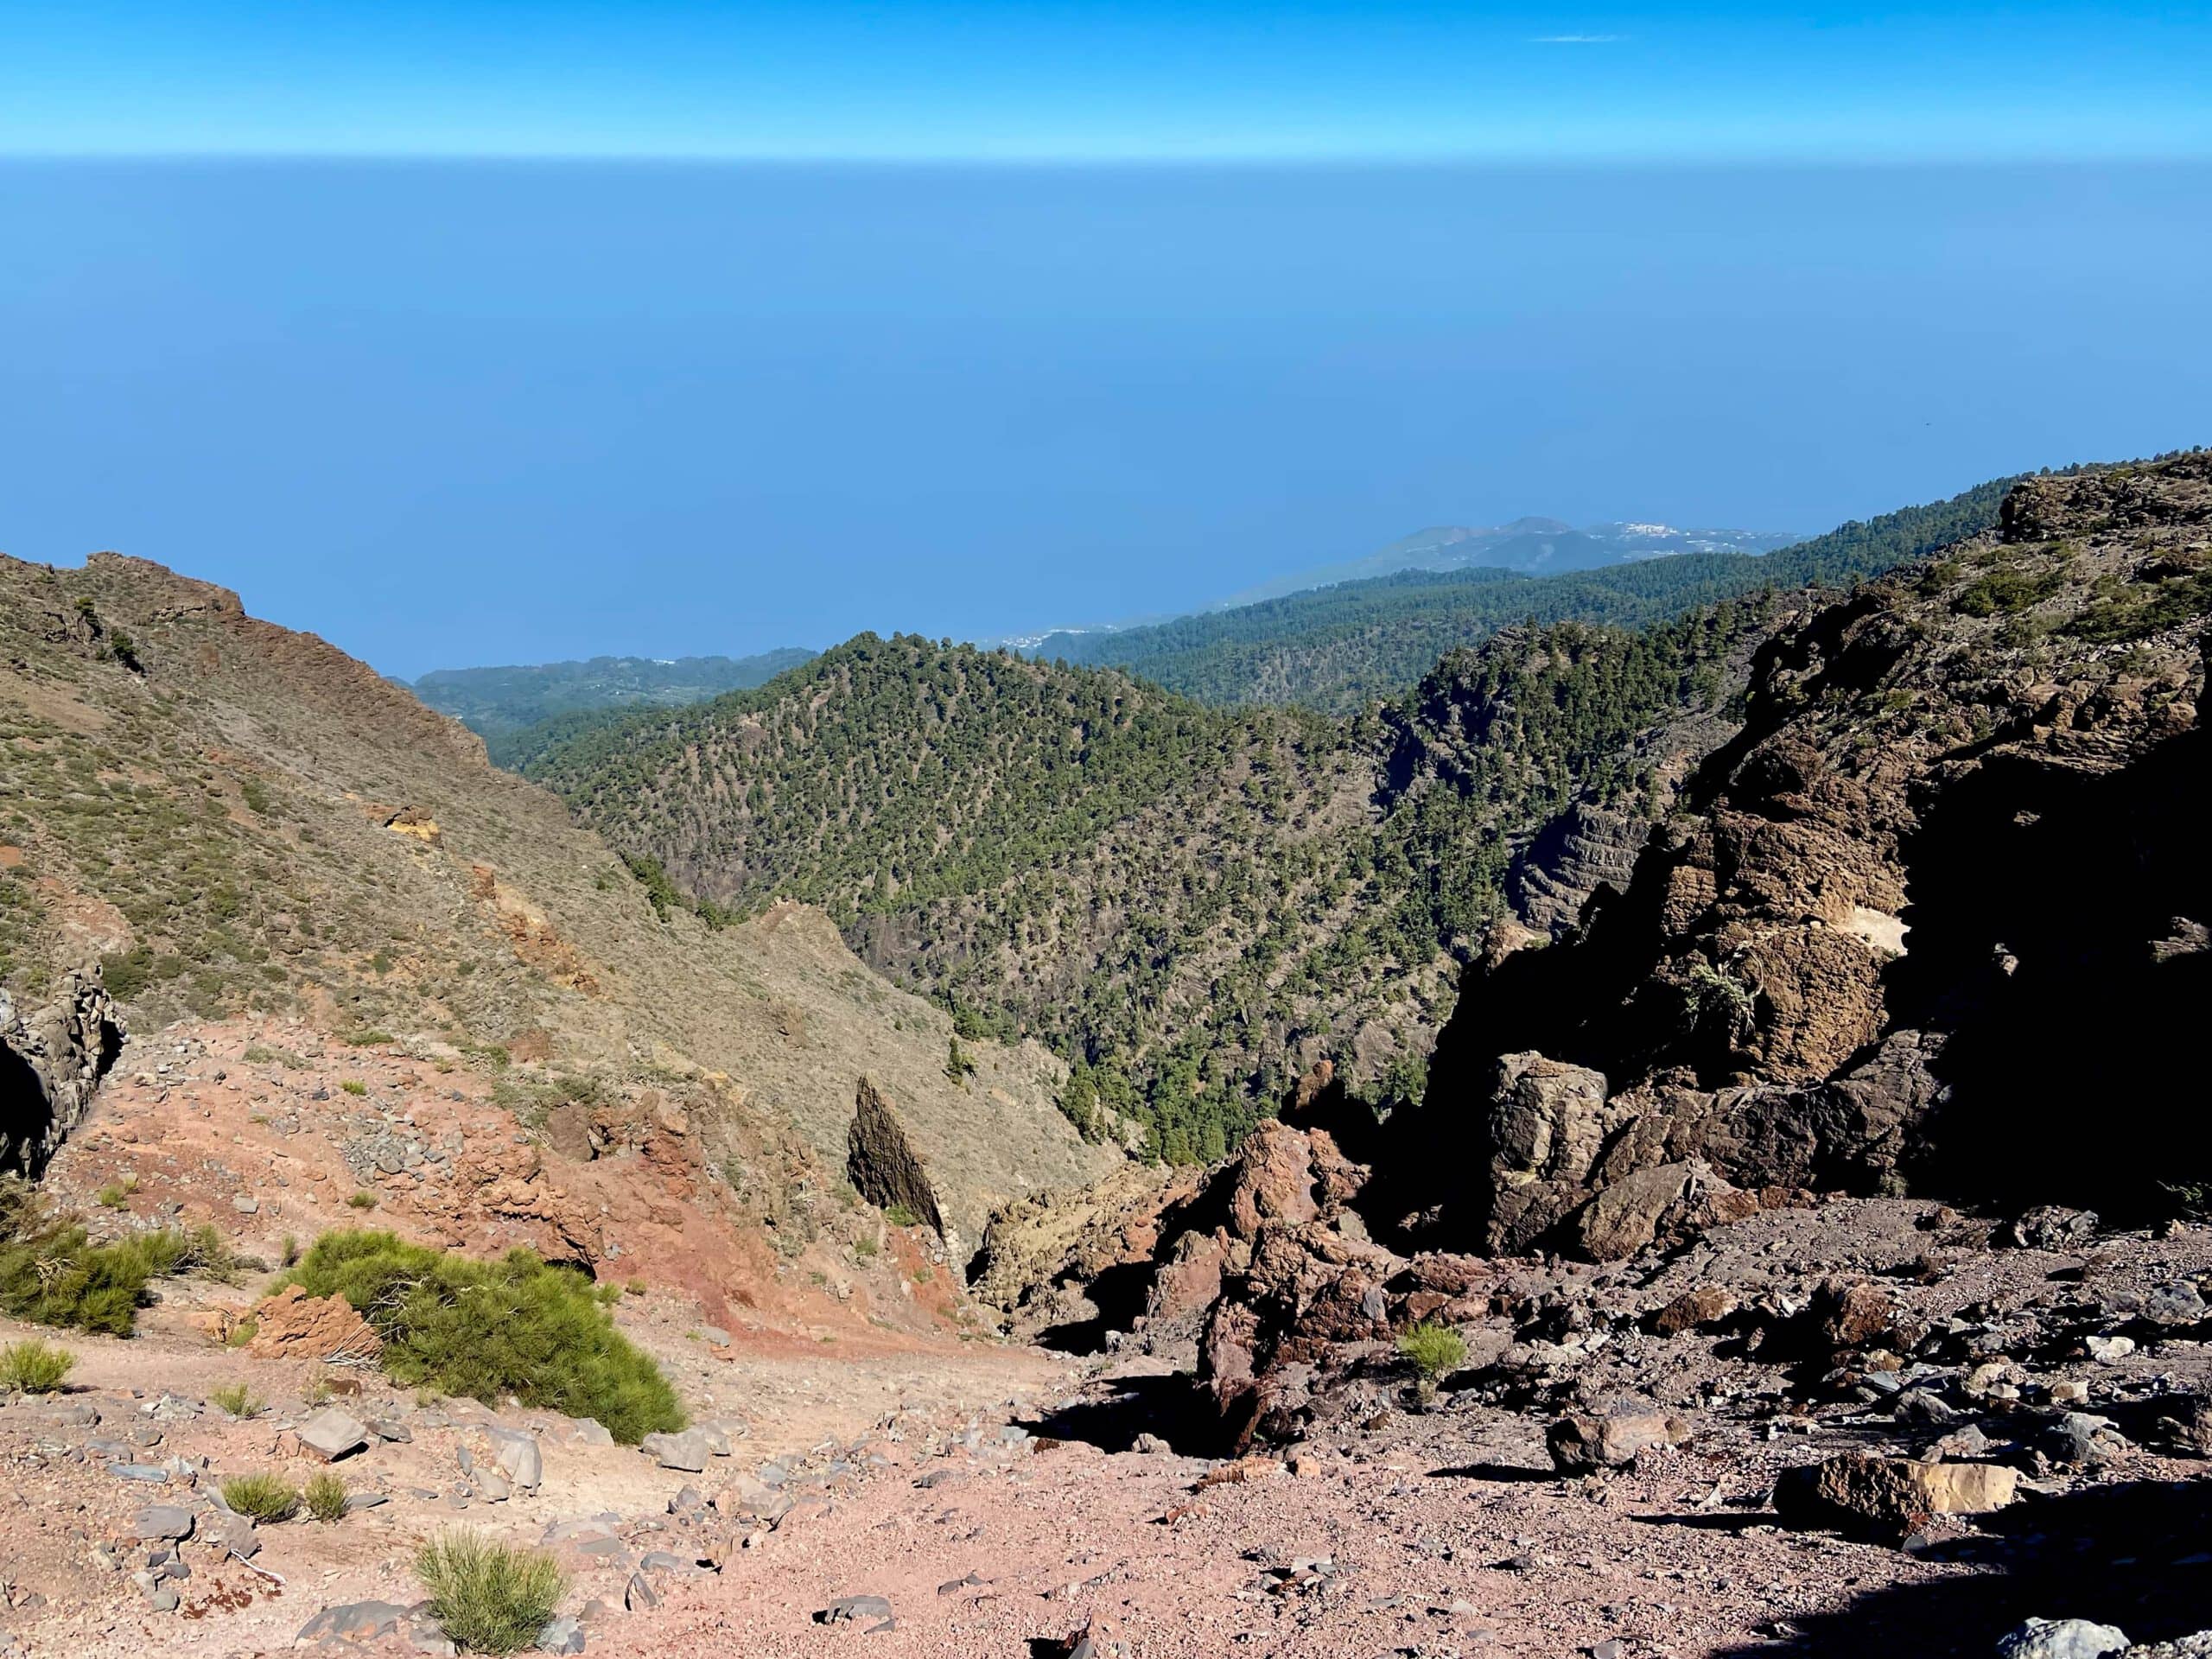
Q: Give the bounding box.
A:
[340,1078,367,1096]
[415,1529,568,1655]
[1396,1320,1467,1389]
[210,1382,265,1418]
[0,1338,76,1394]
[347,1190,378,1210]
[220,1471,302,1523]
[304,1470,350,1522]
[284,1230,684,1442]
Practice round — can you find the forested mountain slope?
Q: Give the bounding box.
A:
[1038,474,2029,710]
[526,608,1779,1159]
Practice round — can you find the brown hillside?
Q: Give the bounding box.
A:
[0,552,1116,1257]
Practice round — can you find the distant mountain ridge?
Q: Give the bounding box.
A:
[1033,477,2028,711]
[988,516,1796,652]
[1213,517,1800,608]
[413,648,816,765]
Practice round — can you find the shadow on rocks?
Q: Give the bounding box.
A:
[1015,1372,1221,1457]
[1711,1478,2212,1658]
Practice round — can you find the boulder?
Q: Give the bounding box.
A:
[535,1617,587,1655]
[248,1284,383,1363]
[1225,1122,1319,1239]
[131,1505,194,1541]
[483,1427,543,1491]
[1647,1286,1737,1337]
[1565,1160,1756,1262]
[1995,1619,2131,1659]
[295,1408,371,1462]
[1546,1411,1691,1473]
[296,1600,416,1644]
[641,1429,711,1472]
[1770,1452,2012,1540]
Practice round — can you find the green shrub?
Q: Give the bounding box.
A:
[210,1382,264,1418]
[1396,1320,1468,1384]
[97,1177,137,1208]
[220,1471,301,1523]
[284,1230,683,1443]
[0,1338,75,1393]
[882,1202,919,1229]
[303,1471,349,1522]
[0,1210,236,1337]
[416,1529,567,1655]
[340,1079,367,1096]
[347,1191,378,1210]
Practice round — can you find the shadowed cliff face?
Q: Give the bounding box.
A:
[0,974,122,1179]
[1893,715,2210,1211]
[1402,454,2212,1255]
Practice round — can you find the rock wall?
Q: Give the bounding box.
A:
[1508,803,1651,939]
[1410,456,2212,1256]
[847,1077,948,1244]
[0,969,123,1177]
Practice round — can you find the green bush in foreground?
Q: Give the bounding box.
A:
[285,1230,683,1443]
[416,1529,567,1654]
[0,1338,75,1393]
[220,1471,301,1523]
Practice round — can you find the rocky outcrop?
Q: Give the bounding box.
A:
[847,1077,946,1242]
[246,1284,384,1363]
[1510,803,1651,938]
[0,969,122,1177]
[1413,455,2212,1255]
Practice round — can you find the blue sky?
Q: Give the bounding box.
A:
[2,8,2208,677]
[4,2,2209,162]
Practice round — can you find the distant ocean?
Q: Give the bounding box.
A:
[3,160,2206,673]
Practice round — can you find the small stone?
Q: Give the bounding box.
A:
[624,1572,658,1612]
[132,1505,194,1541]
[296,1601,414,1643]
[2085,1335,2135,1364]
[232,1195,259,1214]
[640,1430,710,1472]
[485,1427,543,1491]
[818,1595,894,1625]
[536,1616,587,1655]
